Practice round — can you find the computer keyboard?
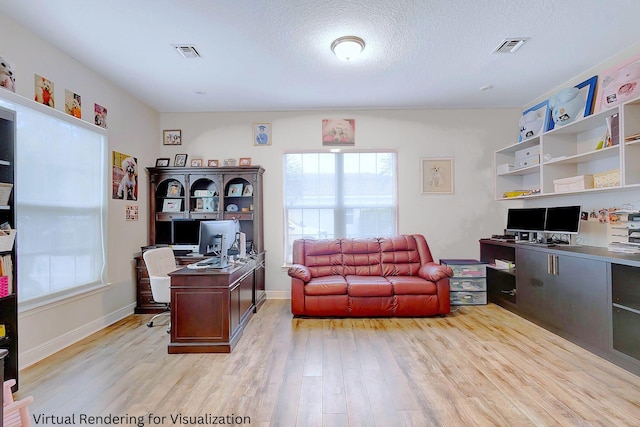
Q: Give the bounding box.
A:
[186,257,218,269]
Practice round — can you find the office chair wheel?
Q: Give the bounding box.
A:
[147,321,154,327]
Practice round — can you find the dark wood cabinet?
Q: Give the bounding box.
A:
[516,247,608,350]
[480,239,640,376]
[168,256,263,353]
[146,166,264,253]
[136,166,266,314]
[0,107,17,391]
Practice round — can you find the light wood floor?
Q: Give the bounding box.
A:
[16,300,640,426]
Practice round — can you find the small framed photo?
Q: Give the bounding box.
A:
[207,159,219,167]
[224,158,237,166]
[227,183,243,197]
[242,184,254,196]
[239,157,252,166]
[162,199,182,212]
[166,180,181,197]
[174,154,188,167]
[421,158,454,194]
[253,122,271,146]
[155,158,170,167]
[190,158,203,167]
[163,129,182,145]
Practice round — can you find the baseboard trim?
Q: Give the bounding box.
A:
[266,290,291,299]
[19,302,136,370]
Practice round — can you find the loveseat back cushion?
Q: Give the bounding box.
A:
[293,239,344,278]
[380,235,424,276]
[341,238,383,276]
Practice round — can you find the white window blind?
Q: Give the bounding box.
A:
[283,150,397,263]
[13,104,107,304]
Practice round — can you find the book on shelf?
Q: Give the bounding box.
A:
[493,259,515,269]
[607,242,640,254]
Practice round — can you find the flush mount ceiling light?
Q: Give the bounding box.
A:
[331,36,365,61]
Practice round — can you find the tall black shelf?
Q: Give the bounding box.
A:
[0,106,17,391]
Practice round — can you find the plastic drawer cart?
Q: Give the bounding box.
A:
[440,259,487,306]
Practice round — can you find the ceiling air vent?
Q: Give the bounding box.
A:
[493,38,529,54]
[172,44,201,58]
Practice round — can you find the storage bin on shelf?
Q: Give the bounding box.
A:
[553,175,594,193]
[0,230,16,252]
[594,169,621,188]
[0,275,8,297]
[0,182,12,205]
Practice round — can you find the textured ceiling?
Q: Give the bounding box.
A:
[2,0,640,112]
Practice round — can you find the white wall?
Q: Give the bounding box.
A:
[0,13,159,368]
[159,108,520,296]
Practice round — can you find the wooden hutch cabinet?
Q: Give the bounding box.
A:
[135,166,265,314]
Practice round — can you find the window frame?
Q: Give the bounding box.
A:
[283,148,398,264]
[0,91,109,311]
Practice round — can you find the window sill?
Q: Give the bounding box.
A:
[18,282,113,315]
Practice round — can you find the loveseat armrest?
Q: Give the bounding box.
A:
[418,262,453,282]
[288,264,311,282]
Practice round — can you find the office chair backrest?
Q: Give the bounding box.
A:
[143,247,177,304]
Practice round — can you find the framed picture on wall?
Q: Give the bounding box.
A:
[163,129,182,145]
[421,158,454,194]
[253,122,271,146]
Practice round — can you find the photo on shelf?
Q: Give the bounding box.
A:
[0,55,15,92]
[548,75,598,130]
[518,100,550,142]
[242,184,253,196]
[174,153,188,167]
[166,180,181,197]
[162,199,182,212]
[207,159,219,167]
[595,53,640,113]
[64,89,82,119]
[227,183,243,196]
[34,74,54,108]
[190,158,203,167]
[155,158,170,167]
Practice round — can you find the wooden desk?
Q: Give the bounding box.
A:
[167,254,264,353]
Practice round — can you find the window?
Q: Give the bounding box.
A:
[283,150,397,263]
[11,102,107,305]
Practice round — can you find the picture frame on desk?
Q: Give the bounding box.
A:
[174,153,188,167]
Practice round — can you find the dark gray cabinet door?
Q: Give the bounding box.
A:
[516,247,608,350]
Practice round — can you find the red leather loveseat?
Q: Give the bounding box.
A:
[288,235,453,317]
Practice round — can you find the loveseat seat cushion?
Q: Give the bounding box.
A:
[346,275,393,297]
[387,276,437,295]
[304,275,348,296]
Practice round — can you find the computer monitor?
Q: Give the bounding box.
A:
[171,219,201,251]
[544,205,581,234]
[198,220,240,257]
[506,208,546,232]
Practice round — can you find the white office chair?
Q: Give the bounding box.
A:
[142,247,177,333]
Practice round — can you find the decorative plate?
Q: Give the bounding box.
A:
[226,203,238,212]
